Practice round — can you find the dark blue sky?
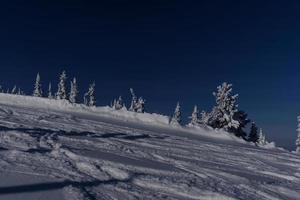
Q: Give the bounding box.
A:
[0,1,299,150]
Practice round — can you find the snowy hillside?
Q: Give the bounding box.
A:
[0,94,299,200]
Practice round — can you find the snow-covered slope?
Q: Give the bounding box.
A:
[0,94,299,200]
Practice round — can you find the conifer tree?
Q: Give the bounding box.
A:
[189,105,199,126]
[199,111,210,125]
[137,97,145,113]
[56,71,67,100]
[48,83,53,99]
[129,88,138,112]
[11,85,17,94]
[258,128,267,145]
[113,96,124,110]
[85,82,96,107]
[171,102,182,125]
[33,73,42,97]
[248,122,259,143]
[69,77,78,104]
[208,82,239,130]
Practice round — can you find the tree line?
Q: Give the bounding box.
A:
[6,71,269,146]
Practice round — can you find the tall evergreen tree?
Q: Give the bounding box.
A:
[171,102,182,125]
[48,83,53,99]
[56,71,67,100]
[189,105,199,126]
[69,77,78,104]
[33,73,42,97]
[248,122,259,143]
[208,82,239,130]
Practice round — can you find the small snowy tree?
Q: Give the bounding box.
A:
[69,77,78,104]
[189,105,199,126]
[56,71,67,100]
[248,122,259,143]
[129,88,138,112]
[296,116,300,152]
[33,73,42,97]
[171,102,182,125]
[136,97,145,113]
[258,128,267,145]
[199,111,210,125]
[113,96,124,110]
[85,82,96,107]
[208,82,239,130]
[11,85,17,94]
[48,83,53,99]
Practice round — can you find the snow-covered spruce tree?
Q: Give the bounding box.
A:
[11,85,17,94]
[171,102,182,125]
[199,110,210,126]
[136,97,145,113]
[114,96,124,110]
[258,128,267,145]
[48,83,53,99]
[129,88,138,112]
[208,82,239,131]
[86,82,96,107]
[33,73,42,97]
[69,77,78,104]
[56,71,67,100]
[248,122,259,143]
[189,105,199,126]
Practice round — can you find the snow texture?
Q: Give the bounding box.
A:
[0,94,299,200]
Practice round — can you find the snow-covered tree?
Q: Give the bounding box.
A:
[48,83,53,99]
[189,105,199,126]
[208,82,239,130]
[56,71,67,100]
[136,97,145,113]
[129,88,138,112]
[113,96,124,110]
[248,122,259,143]
[258,128,267,145]
[199,110,210,125]
[171,102,182,125]
[33,73,42,97]
[85,82,96,107]
[11,85,17,94]
[69,77,78,104]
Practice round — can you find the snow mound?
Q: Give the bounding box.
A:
[0,93,169,126]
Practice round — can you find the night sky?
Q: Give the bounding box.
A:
[0,1,299,150]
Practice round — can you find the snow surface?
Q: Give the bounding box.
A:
[0,94,299,199]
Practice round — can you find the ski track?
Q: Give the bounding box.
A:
[0,104,299,199]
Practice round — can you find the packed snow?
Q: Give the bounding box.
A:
[0,94,299,200]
